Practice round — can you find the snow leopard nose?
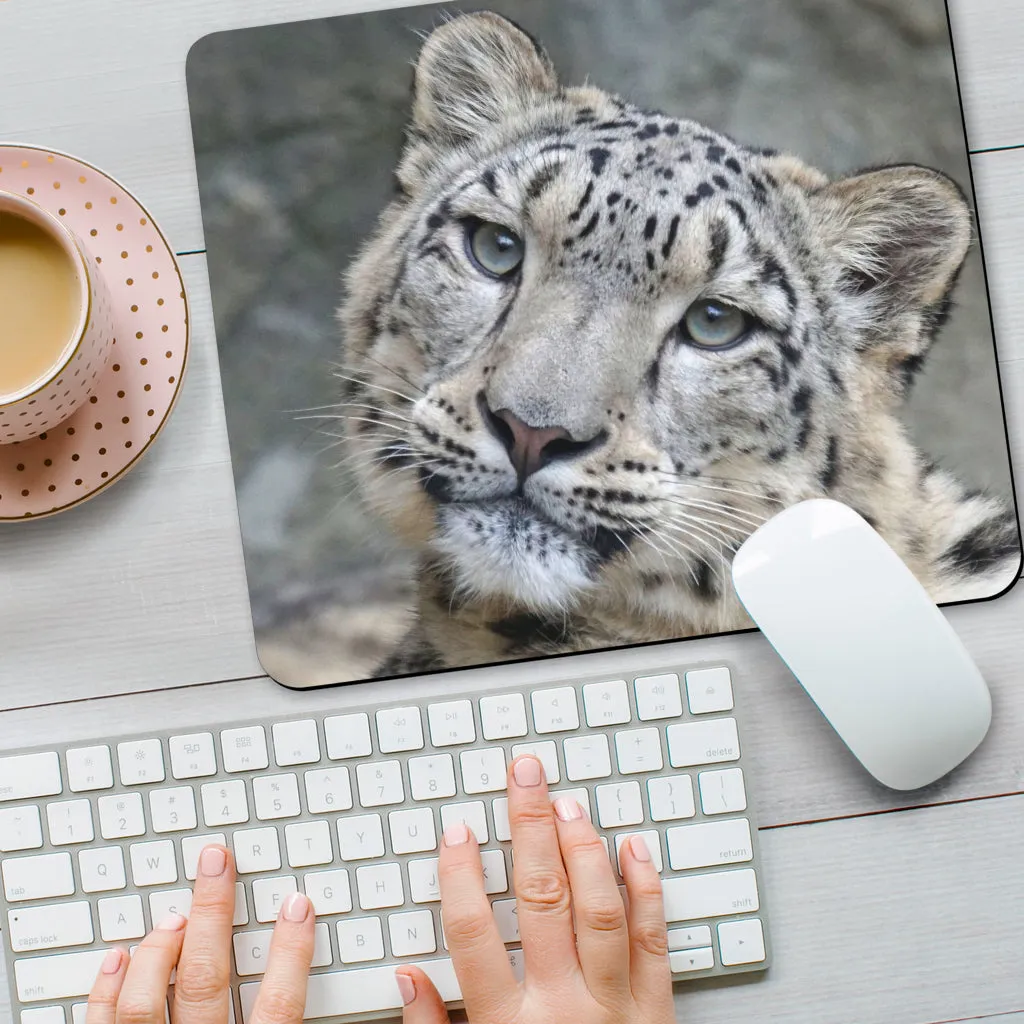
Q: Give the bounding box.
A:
[479,395,605,483]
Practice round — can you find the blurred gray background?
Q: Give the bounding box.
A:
[187,0,1015,687]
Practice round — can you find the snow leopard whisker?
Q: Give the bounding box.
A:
[331,372,420,406]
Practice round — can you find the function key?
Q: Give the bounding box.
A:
[169,732,217,779]
[531,687,579,734]
[685,666,734,715]
[66,745,113,793]
[376,707,424,754]
[116,739,165,786]
[324,714,372,760]
[427,700,476,747]
[582,680,631,727]
[634,673,683,721]
[220,727,269,773]
[479,694,529,740]
[273,720,321,766]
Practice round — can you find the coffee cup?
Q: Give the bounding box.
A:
[0,189,116,444]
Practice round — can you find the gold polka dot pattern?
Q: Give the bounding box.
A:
[0,146,190,521]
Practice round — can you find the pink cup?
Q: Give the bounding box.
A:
[0,190,116,444]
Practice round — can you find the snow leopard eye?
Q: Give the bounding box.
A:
[465,220,525,279]
[680,299,750,349]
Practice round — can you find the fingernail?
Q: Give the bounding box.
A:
[101,948,123,974]
[443,822,471,846]
[513,755,543,787]
[554,797,583,822]
[629,835,652,863]
[199,846,227,877]
[396,971,416,1006]
[157,912,187,932]
[281,892,311,923]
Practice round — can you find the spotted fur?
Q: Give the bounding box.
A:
[338,11,1021,675]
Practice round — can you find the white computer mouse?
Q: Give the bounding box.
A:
[731,498,992,791]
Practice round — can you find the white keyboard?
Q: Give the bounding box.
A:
[1,662,770,1022]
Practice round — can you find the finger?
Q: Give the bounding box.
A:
[114,914,186,1023]
[437,822,519,1021]
[507,755,579,986]
[396,965,451,1024]
[620,835,673,1007]
[249,892,316,1024]
[172,844,236,1022]
[552,796,630,1001]
[85,947,129,1024]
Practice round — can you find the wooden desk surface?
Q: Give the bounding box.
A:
[1,1,1023,1020]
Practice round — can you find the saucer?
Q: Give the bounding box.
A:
[0,145,189,521]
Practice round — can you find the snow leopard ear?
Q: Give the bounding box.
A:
[814,164,972,319]
[410,12,558,145]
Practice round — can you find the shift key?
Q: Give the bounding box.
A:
[663,868,759,921]
[16,949,108,1002]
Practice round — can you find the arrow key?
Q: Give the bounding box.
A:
[669,946,714,973]
[717,918,766,966]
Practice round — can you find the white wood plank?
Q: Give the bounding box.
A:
[1,792,1020,1023]
[2,0,1022,256]
[948,0,1024,152]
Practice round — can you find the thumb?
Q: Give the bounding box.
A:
[396,966,451,1024]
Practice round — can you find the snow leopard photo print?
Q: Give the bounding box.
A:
[187,0,1021,688]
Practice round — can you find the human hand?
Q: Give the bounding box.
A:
[397,754,675,1024]
[85,844,314,1023]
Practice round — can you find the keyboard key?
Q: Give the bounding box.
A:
[337,814,385,861]
[66,746,113,793]
[234,928,274,976]
[0,751,62,803]
[0,805,43,852]
[303,958,462,1018]
[479,693,529,740]
[253,774,301,820]
[3,852,75,902]
[667,718,740,767]
[595,782,644,828]
[563,734,612,781]
[427,700,476,746]
[511,741,559,783]
[356,863,404,910]
[548,788,592,821]
[460,747,507,794]
[337,916,385,963]
[220,727,269,773]
[667,818,753,871]
[647,775,696,822]
[234,882,249,927]
[98,793,146,839]
[253,876,298,923]
[668,925,713,950]
[480,849,509,894]
[531,687,579,733]
[14,950,107,1002]
[388,909,437,956]
[492,898,520,942]
[304,767,353,813]
[129,839,177,887]
[98,894,146,940]
[718,918,766,965]
[272,720,320,767]
[388,807,437,855]
[8,900,93,952]
[440,800,488,844]
[635,673,683,721]
[663,868,759,921]
[324,714,372,760]
[408,754,456,801]
[582,680,631,727]
[670,947,715,973]
[45,799,94,846]
[148,787,197,833]
[181,833,228,880]
[614,728,663,774]
[233,827,282,874]
[201,780,249,827]
[117,739,165,786]
[149,888,193,925]
[20,1008,66,1024]
[285,820,334,867]
[303,869,352,916]
[492,798,511,842]
[168,733,217,779]
[357,760,405,808]
[698,768,747,815]
[408,858,441,903]
[79,846,127,892]
[615,831,663,873]
[376,707,424,754]
[685,667,734,715]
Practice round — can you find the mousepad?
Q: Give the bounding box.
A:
[186,0,1021,688]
